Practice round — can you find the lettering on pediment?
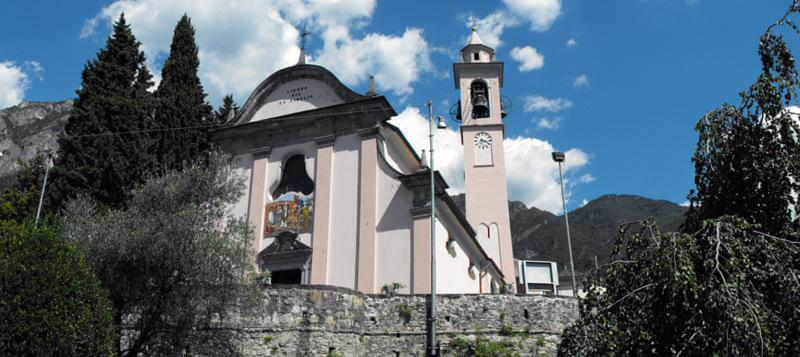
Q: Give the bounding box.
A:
[277,85,314,105]
[252,78,344,121]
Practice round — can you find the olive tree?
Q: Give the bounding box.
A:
[62,153,256,356]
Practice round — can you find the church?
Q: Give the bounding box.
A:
[211,28,517,294]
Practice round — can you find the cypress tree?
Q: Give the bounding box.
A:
[154,14,214,171]
[214,94,239,123]
[49,13,156,210]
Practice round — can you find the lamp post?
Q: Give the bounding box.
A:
[35,154,52,226]
[421,99,446,356]
[552,151,577,297]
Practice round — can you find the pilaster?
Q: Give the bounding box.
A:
[310,135,335,284]
[248,146,271,272]
[356,129,379,293]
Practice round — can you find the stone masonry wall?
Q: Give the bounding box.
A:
[232,284,578,356]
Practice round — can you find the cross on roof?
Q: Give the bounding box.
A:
[470,15,479,31]
[299,24,311,51]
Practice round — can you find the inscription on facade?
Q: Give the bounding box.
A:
[278,86,314,105]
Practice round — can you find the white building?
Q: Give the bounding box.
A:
[212,28,518,294]
[515,260,559,295]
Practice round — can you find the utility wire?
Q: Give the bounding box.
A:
[60,108,392,139]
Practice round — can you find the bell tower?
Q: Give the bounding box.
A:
[454,27,515,287]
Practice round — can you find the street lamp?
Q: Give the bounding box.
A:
[35,154,53,226]
[420,99,446,356]
[552,151,577,297]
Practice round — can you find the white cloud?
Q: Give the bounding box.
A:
[579,173,595,183]
[462,0,561,50]
[502,0,562,31]
[573,74,590,89]
[505,139,589,213]
[566,38,577,48]
[535,116,562,130]
[581,199,588,207]
[523,95,573,112]
[681,201,691,207]
[81,0,432,105]
[314,28,433,97]
[389,107,466,195]
[390,107,591,214]
[510,46,544,71]
[469,10,520,49]
[0,60,43,109]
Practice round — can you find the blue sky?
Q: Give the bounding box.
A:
[1,0,796,213]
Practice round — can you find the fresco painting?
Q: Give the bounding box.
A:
[265,193,314,236]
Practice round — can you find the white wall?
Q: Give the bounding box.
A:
[229,153,254,220]
[327,134,361,288]
[435,214,481,294]
[374,151,413,293]
[380,136,414,175]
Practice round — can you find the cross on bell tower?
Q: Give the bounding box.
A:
[453,24,516,290]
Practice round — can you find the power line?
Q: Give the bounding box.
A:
[61,108,392,139]
[63,123,218,139]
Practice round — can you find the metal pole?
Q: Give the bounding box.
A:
[427,99,437,356]
[557,162,578,297]
[35,157,51,226]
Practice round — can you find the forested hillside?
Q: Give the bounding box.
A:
[452,193,687,273]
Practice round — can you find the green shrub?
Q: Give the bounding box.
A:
[0,224,116,355]
[446,334,520,356]
[396,303,413,323]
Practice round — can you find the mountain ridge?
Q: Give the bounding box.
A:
[452,193,687,274]
[0,99,73,189]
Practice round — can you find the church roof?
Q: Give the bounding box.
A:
[211,64,396,157]
[467,28,484,46]
[226,64,373,126]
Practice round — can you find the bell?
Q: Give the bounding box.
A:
[500,103,507,118]
[472,94,489,118]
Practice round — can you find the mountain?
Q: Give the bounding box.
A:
[0,99,73,189]
[452,193,688,274]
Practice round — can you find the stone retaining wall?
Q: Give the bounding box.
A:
[232,284,578,356]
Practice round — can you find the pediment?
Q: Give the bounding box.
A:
[230,64,369,125]
[251,78,344,121]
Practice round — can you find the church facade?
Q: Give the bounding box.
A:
[211,29,517,294]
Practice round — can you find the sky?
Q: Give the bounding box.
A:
[1,0,797,214]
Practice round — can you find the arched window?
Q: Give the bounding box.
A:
[272,155,314,198]
[471,80,490,118]
[478,223,489,240]
[489,223,499,240]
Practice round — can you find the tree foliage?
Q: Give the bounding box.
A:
[61,153,255,356]
[686,3,800,235]
[559,3,800,356]
[0,155,45,227]
[154,14,215,172]
[49,13,156,211]
[558,218,800,356]
[215,94,239,124]
[0,223,116,355]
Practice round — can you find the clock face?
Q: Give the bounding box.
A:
[474,132,492,149]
